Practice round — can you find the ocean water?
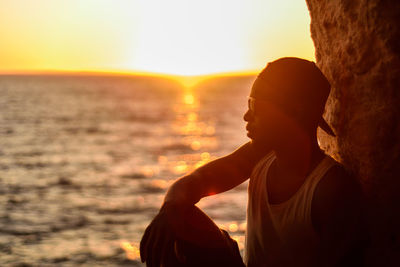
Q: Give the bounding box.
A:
[0,74,256,266]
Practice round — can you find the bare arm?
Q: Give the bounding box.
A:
[164,141,267,206]
[140,141,269,265]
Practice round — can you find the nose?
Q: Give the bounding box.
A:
[243,108,253,122]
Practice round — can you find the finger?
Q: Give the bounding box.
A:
[162,238,179,267]
[147,252,153,267]
[140,224,152,262]
[141,219,160,263]
[153,223,172,267]
[152,230,164,267]
[146,227,158,267]
[160,231,174,266]
[149,222,166,267]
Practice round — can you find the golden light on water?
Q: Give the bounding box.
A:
[169,90,217,174]
[183,92,196,106]
[120,241,140,261]
[190,141,202,151]
[178,75,209,87]
[132,90,204,180]
[187,112,198,122]
[173,161,189,174]
[141,166,156,178]
[158,155,168,164]
[194,152,211,169]
[150,179,170,190]
[232,235,245,250]
[201,152,211,161]
[229,223,239,232]
[239,222,247,232]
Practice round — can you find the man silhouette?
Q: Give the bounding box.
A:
[140,57,365,267]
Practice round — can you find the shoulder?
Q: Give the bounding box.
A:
[315,162,362,203]
[229,141,273,170]
[311,161,363,234]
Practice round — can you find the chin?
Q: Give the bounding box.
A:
[247,131,255,138]
[247,131,258,140]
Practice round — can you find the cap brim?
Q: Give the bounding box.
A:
[319,118,336,136]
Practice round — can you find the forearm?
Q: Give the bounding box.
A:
[164,142,264,206]
[164,159,246,205]
[164,173,204,206]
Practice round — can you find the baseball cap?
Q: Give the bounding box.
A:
[250,57,335,136]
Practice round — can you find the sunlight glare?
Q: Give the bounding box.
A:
[0,0,314,75]
[134,0,248,76]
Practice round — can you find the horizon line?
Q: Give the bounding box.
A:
[0,68,259,78]
[0,68,259,88]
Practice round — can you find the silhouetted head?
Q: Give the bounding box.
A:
[244,57,334,149]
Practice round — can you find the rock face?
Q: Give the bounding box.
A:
[306,0,400,265]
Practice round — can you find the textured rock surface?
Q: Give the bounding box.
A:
[306,0,400,265]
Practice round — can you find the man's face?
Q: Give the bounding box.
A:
[244,79,281,147]
[243,78,299,149]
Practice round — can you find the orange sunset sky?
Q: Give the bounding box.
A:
[0,0,315,77]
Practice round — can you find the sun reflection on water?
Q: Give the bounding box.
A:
[173,160,189,174]
[190,140,201,150]
[187,112,197,122]
[122,89,226,261]
[141,166,156,178]
[229,223,239,232]
[168,89,218,174]
[150,179,170,190]
[120,241,140,261]
[183,92,196,106]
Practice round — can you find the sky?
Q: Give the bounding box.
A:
[0,0,315,76]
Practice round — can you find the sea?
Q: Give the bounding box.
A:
[0,74,256,266]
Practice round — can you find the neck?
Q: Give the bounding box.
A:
[274,132,323,178]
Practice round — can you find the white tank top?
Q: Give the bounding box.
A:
[245,152,337,267]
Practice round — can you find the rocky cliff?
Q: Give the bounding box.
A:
[306,0,400,265]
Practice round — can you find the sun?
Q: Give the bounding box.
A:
[0,0,314,76]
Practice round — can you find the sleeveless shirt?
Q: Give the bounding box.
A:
[245,152,337,267]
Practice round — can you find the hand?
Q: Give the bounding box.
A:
[140,202,186,267]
